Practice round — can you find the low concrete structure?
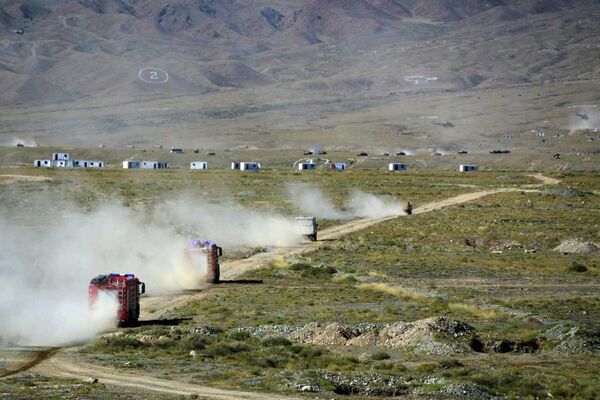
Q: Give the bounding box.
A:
[459,164,479,172]
[232,162,261,171]
[191,161,208,170]
[329,162,347,171]
[52,153,69,161]
[141,161,168,169]
[33,160,53,168]
[389,163,408,171]
[123,161,141,169]
[298,162,316,171]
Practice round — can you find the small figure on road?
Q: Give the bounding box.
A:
[406,202,413,215]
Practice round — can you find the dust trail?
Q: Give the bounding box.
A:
[156,196,305,248]
[287,183,347,219]
[287,183,406,219]
[0,195,309,346]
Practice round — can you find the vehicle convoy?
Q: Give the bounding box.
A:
[185,239,223,284]
[89,273,145,326]
[295,216,318,241]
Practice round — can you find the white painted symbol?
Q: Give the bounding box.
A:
[138,67,169,84]
[404,75,438,84]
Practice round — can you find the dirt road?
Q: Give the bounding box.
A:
[12,174,561,398]
[32,354,295,399]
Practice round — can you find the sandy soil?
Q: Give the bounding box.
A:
[0,174,52,184]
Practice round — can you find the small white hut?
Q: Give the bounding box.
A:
[191,161,208,170]
[141,161,168,169]
[298,162,316,171]
[459,164,478,172]
[123,161,141,169]
[389,163,408,171]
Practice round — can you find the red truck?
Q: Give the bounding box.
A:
[185,239,222,284]
[89,273,146,326]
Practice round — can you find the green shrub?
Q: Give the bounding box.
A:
[370,351,391,360]
[568,262,587,273]
[261,336,292,347]
[290,262,311,271]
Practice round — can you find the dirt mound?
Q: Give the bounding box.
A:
[245,317,476,355]
[348,317,475,354]
[553,239,599,255]
[542,325,600,354]
[289,322,359,346]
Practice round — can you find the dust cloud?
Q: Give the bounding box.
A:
[288,183,407,219]
[0,195,308,346]
[156,197,306,248]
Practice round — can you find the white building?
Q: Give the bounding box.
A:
[332,162,347,171]
[52,153,69,161]
[74,160,104,168]
[389,163,408,171]
[33,160,53,168]
[55,160,75,168]
[123,161,141,169]
[232,162,261,171]
[141,161,168,169]
[191,161,208,170]
[298,162,316,171]
[459,164,478,172]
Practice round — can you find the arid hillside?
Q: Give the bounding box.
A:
[0,0,599,149]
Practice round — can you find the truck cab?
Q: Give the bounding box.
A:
[185,239,223,284]
[89,273,145,326]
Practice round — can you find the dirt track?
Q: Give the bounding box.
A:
[34,354,295,400]
[9,174,560,399]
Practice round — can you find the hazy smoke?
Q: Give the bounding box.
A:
[569,107,599,131]
[347,190,407,218]
[288,183,407,219]
[156,197,306,248]
[287,183,346,219]
[0,195,308,346]
[0,137,38,147]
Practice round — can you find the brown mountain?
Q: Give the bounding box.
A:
[0,0,599,150]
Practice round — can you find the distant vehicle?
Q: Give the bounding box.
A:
[193,149,200,154]
[490,150,511,154]
[396,151,406,156]
[435,121,455,128]
[303,150,313,155]
[295,217,318,241]
[358,152,368,156]
[432,152,442,156]
[382,152,390,156]
[553,153,561,159]
[457,150,468,154]
[16,143,24,148]
[317,151,327,155]
[9,27,24,35]
[207,152,216,156]
[89,274,145,326]
[170,148,183,154]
